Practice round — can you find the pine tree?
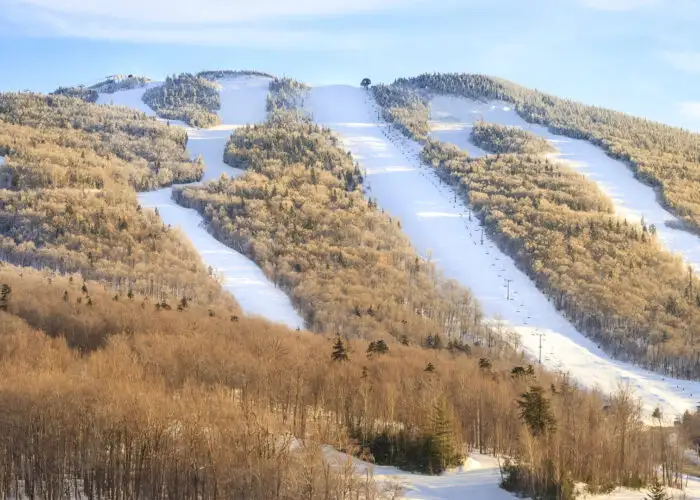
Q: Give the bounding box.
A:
[517,386,557,437]
[0,284,10,311]
[478,358,492,371]
[425,362,436,373]
[645,476,670,500]
[331,336,349,362]
[425,399,464,474]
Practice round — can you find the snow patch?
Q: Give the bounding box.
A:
[429,94,700,271]
[306,84,700,420]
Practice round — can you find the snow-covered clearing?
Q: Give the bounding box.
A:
[325,446,700,499]
[306,84,700,420]
[325,447,517,500]
[98,77,304,329]
[429,95,700,271]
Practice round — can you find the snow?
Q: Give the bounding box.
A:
[429,95,700,271]
[323,447,518,500]
[138,189,304,327]
[96,84,159,117]
[306,85,700,421]
[98,76,304,329]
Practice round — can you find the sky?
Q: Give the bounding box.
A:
[0,0,699,131]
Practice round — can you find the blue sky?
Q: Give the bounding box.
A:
[0,0,699,130]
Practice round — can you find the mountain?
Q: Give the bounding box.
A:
[0,70,699,499]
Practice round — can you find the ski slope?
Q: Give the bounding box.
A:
[429,95,700,271]
[98,77,305,329]
[306,85,700,420]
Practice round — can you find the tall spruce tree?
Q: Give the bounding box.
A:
[517,385,557,437]
[425,399,464,474]
[331,336,349,362]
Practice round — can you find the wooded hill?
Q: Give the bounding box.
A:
[0,92,226,309]
[142,73,221,128]
[391,73,700,235]
[175,110,486,345]
[0,75,689,499]
[422,140,700,377]
[370,76,700,378]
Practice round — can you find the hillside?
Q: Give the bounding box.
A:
[387,73,700,236]
[0,91,224,309]
[0,70,699,500]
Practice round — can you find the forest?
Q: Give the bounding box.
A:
[88,75,151,94]
[197,69,276,80]
[421,139,700,377]
[50,85,99,103]
[471,120,554,155]
[176,110,485,344]
[389,73,700,235]
[142,73,221,128]
[266,77,310,115]
[371,83,430,141]
[0,235,677,500]
[0,92,224,311]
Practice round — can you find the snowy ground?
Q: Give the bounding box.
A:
[325,447,517,500]
[97,77,304,329]
[306,84,700,421]
[326,446,700,499]
[429,95,700,271]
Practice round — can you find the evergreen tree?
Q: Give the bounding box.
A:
[478,357,492,371]
[0,284,10,311]
[331,336,349,362]
[645,476,670,500]
[517,385,557,437]
[425,362,436,373]
[367,339,389,357]
[425,399,464,474]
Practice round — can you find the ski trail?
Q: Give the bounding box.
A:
[429,94,700,271]
[98,78,305,329]
[306,84,700,420]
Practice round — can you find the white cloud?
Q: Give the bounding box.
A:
[660,51,700,74]
[6,0,429,24]
[0,0,441,48]
[579,0,660,11]
[680,102,700,120]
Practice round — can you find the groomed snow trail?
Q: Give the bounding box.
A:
[429,95,700,271]
[98,77,305,329]
[306,85,700,420]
